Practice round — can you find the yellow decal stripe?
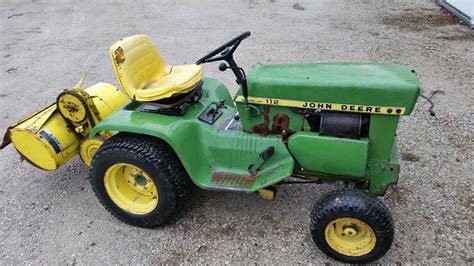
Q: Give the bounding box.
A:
[235,96,406,115]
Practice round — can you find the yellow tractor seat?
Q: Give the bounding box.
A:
[109,35,203,102]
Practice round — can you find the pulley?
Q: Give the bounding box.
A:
[57,89,91,123]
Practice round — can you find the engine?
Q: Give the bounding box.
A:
[306,111,370,139]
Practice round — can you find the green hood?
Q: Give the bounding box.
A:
[246,63,420,115]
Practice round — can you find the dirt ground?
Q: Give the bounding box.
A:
[0,0,472,264]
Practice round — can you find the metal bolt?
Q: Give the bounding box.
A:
[343,226,357,237]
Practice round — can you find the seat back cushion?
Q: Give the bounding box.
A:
[109,35,171,99]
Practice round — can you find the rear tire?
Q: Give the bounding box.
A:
[89,133,193,227]
[310,189,394,264]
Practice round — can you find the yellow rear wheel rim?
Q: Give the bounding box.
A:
[325,217,376,256]
[104,163,158,215]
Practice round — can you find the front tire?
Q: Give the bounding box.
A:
[310,189,394,264]
[89,134,193,228]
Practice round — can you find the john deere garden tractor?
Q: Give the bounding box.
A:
[1,32,420,263]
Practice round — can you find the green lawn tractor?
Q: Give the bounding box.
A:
[1,32,420,263]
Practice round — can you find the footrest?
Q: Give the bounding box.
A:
[199,131,294,192]
[212,172,257,188]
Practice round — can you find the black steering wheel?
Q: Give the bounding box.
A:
[195,31,251,65]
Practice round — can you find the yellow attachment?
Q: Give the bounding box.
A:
[3,83,128,171]
[57,83,128,127]
[57,92,88,123]
[258,188,276,200]
[109,35,203,102]
[79,137,104,167]
[85,82,128,121]
[7,104,79,170]
[104,163,159,215]
[74,74,87,89]
[324,217,377,256]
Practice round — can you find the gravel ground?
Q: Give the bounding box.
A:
[0,0,473,264]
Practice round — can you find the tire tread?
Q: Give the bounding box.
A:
[310,188,394,263]
[89,133,193,227]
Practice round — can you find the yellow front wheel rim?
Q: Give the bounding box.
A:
[104,163,158,215]
[325,217,376,256]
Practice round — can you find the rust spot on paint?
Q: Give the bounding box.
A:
[114,47,125,65]
[212,172,257,188]
[271,113,294,138]
[252,107,295,138]
[252,105,270,135]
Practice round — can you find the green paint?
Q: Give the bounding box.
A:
[365,115,401,195]
[288,132,368,177]
[245,63,420,114]
[91,78,294,192]
[368,115,399,162]
[367,139,400,195]
[91,63,419,196]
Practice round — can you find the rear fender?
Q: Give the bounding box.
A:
[89,114,205,186]
[90,111,294,192]
[89,77,238,189]
[89,77,294,192]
